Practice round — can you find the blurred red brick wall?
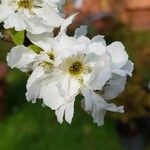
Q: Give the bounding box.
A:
[124,0,150,9]
[65,0,150,31]
[124,0,150,30]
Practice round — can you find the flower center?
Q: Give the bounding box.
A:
[18,0,33,9]
[69,61,83,76]
[48,52,55,61]
[40,61,53,70]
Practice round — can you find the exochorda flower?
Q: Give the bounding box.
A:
[7,33,55,72]
[55,41,133,125]
[6,13,134,126]
[0,0,65,34]
[80,41,134,126]
[23,15,111,123]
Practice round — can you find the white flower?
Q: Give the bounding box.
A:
[7,45,38,72]
[6,13,134,126]
[7,44,66,112]
[0,0,64,34]
[100,74,127,100]
[25,14,79,61]
[25,14,133,125]
[52,48,110,124]
[107,42,134,77]
[7,42,56,70]
[79,56,127,126]
[25,50,107,124]
[7,41,58,95]
[80,42,134,126]
[81,89,124,126]
[26,67,65,107]
[25,14,113,124]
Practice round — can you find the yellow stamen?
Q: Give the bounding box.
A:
[69,61,83,76]
[18,0,33,9]
[48,52,55,61]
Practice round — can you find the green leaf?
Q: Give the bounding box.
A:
[28,44,42,54]
[11,29,25,45]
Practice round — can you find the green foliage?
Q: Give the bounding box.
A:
[11,29,25,45]
[28,44,42,54]
[133,31,150,45]
[0,103,122,150]
[6,69,27,112]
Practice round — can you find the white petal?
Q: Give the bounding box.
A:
[1,0,10,4]
[54,35,79,59]
[50,0,65,4]
[87,90,107,110]
[102,75,127,100]
[107,42,128,68]
[4,13,26,31]
[26,66,45,89]
[25,79,43,103]
[87,42,106,55]
[105,104,124,113]
[83,90,124,112]
[27,32,54,52]
[91,35,106,46]
[92,109,106,126]
[89,69,111,91]
[85,53,100,63]
[36,52,50,63]
[26,71,60,103]
[82,89,124,126]
[92,92,124,113]
[55,105,65,124]
[0,4,14,22]
[55,34,79,54]
[7,45,37,72]
[89,56,111,90]
[82,89,106,111]
[25,16,53,34]
[60,14,77,34]
[43,82,65,110]
[74,25,88,38]
[65,100,75,124]
[121,60,134,77]
[25,67,52,102]
[33,4,64,27]
[57,75,80,101]
[81,88,93,111]
[40,0,59,12]
[112,60,134,77]
[91,90,124,113]
[55,99,75,124]
[77,35,91,44]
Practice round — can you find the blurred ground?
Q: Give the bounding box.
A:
[0,103,122,150]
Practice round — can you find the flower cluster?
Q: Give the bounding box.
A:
[0,0,64,34]
[1,0,134,126]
